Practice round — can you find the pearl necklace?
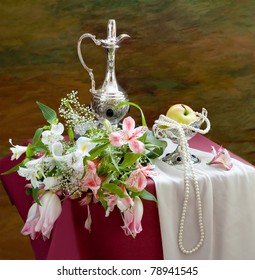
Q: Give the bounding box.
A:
[154,111,210,254]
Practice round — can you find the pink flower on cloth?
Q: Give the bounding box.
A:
[21,191,62,240]
[126,164,156,192]
[109,116,147,153]
[122,196,144,237]
[82,160,101,197]
[207,146,233,171]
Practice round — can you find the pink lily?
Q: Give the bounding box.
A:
[126,163,156,192]
[80,192,93,206]
[20,202,40,240]
[207,146,233,171]
[109,116,147,153]
[82,160,101,197]
[84,205,92,233]
[104,185,134,217]
[21,191,62,240]
[122,196,143,237]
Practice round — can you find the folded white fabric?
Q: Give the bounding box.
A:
[152,139,255,260]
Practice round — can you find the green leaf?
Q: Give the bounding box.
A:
[145,145,164,159]
[120,152,140,168]
[97,189,107,209]
[96,157,111,176]
[108,149,120,173]
[68,127,74,142]
[90,138,109,143]
[36,101,57,124]
[96,165,108,176]
[26,143,36,157]
[116,101,147,127]
[145,131,167,159]
[32,128,43,145]
[139,189,157,203]
[31,187,41,205]
[85,142,108,162]
[25,188,32,196]
[33,142,48,153]
[102,183,128,198]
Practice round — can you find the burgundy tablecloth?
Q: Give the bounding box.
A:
[0,134,252,260]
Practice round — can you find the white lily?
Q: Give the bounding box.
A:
[18,157,45,188]
[76,136,97,157]
[9,139,27,160]
[41,123,64,151]
[51,141,84,177]
[43,176,61,190]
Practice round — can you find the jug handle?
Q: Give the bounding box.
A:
[77,33,102,93]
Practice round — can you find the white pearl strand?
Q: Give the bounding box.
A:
[155,112,210,254]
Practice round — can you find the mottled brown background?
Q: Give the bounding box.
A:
[0,0,254,259]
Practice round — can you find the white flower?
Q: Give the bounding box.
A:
[51,142,73,165]
[21,192,62,240]
[75,137,97,157]
[103,119,113,133]
[51,141,84,176]
[41,123,64,150]
[43,176,61,190]
[51,142,64,157]
[18,157,44,188]
[71,151,84,174]
[43,157,56,172]
[9,139,27,160]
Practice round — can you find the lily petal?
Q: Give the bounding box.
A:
[21,203,40,240]
[109,131,125,147]
[51,123,64,135]
[128,139,144,153]
[9,139,27,160]
[207,146,233,171]
[76,136,96,157]
[122,196,143,237]
[126,170,147,192]
[84,205,92,233]
[123,116,135,138]
[35,192,62,240]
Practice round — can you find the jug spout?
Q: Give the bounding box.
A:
[116,34,130,45]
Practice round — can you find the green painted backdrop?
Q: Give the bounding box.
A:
[0,0,254,164]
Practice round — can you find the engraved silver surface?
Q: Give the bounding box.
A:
[77,19,130,125]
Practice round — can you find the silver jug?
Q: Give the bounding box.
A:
[77,19,130,125]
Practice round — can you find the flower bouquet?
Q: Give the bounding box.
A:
[4,91,166,240]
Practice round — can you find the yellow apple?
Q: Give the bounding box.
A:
[166,104,198,125]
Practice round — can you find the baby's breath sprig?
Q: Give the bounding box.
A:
[59,90,96,133]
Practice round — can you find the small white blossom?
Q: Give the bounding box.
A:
[43,176,62,190]
[18,157,44,188]
[41,123,64,150]
[76,137,97,157]
[9,139,27,160]
[103,119,113,133]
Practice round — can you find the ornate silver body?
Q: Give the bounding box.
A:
[77,19,130,125]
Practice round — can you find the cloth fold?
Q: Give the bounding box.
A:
[152,139,255,259]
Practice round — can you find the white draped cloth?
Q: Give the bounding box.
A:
[152,139,255,260]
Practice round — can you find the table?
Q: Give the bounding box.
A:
[0,134,254,260]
